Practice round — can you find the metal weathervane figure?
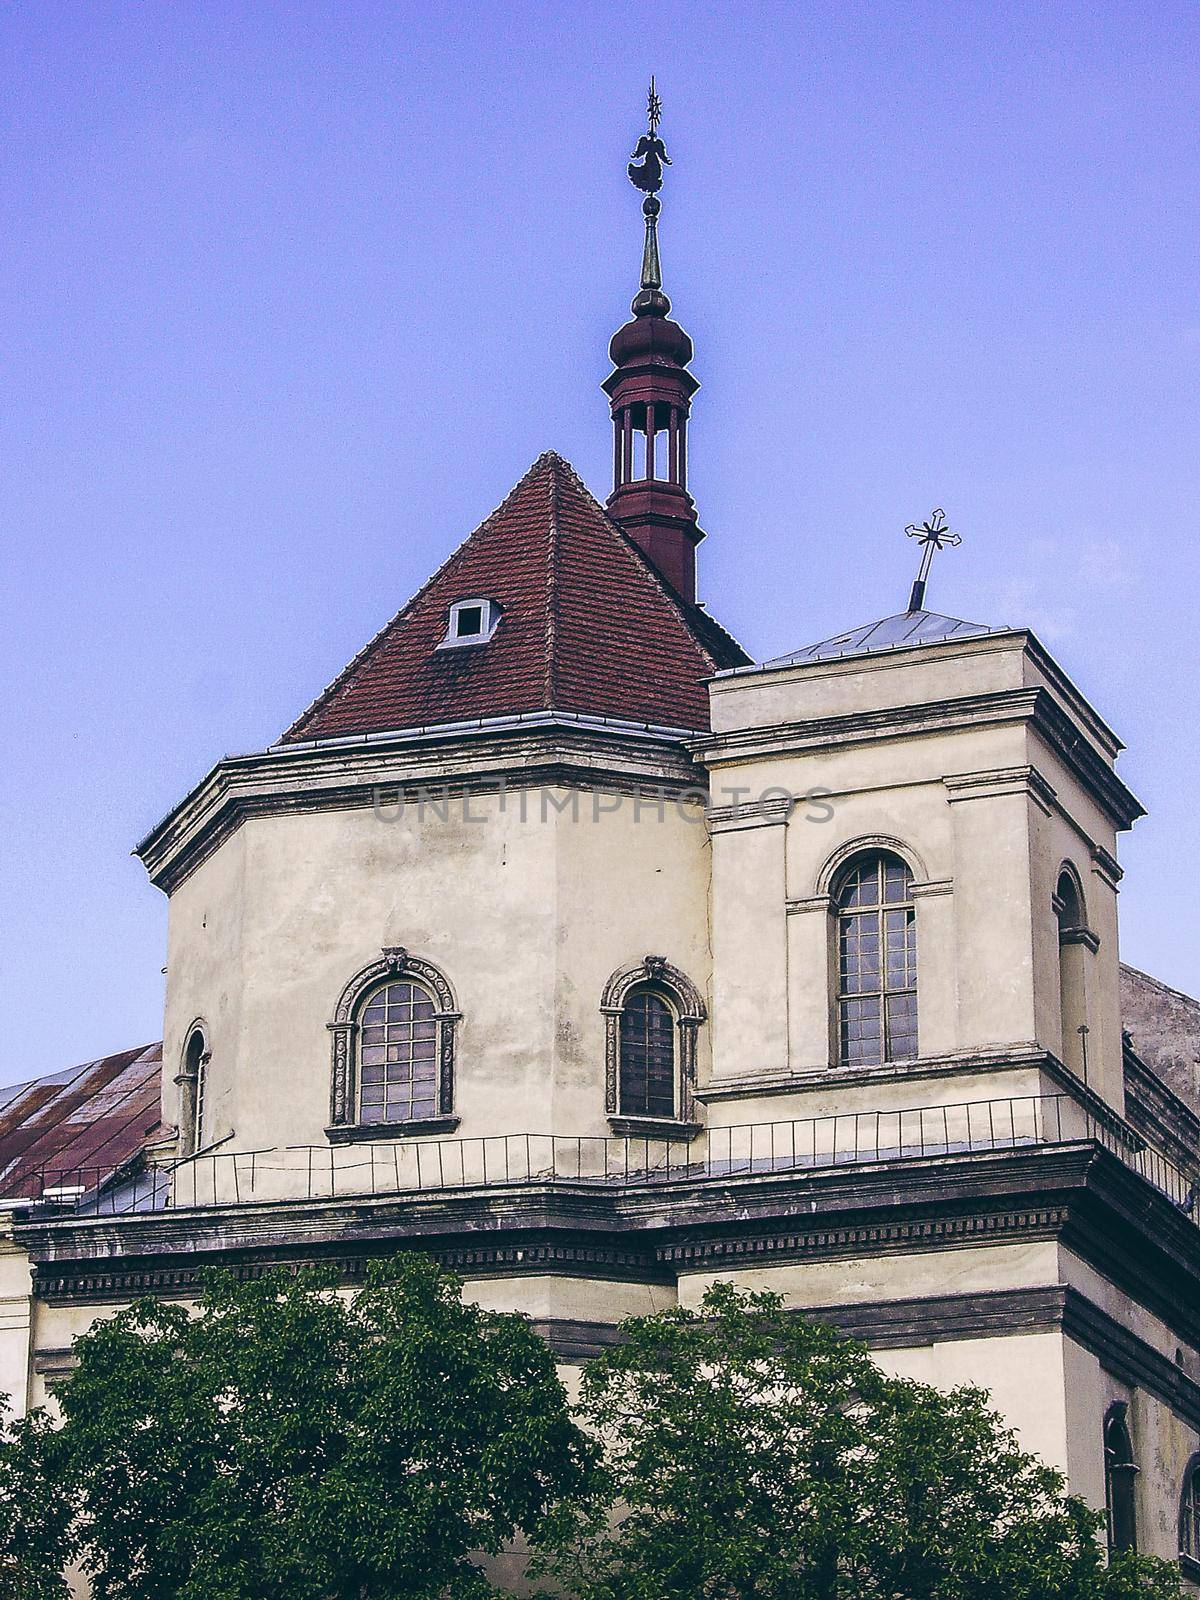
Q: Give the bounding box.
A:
[628,77,670,194]
[904,508,962,612]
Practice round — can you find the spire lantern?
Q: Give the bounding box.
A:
[603,81,704,604]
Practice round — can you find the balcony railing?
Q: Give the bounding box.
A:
[4,1092,1196,1221]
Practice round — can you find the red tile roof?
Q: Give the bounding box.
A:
[281,452,749,744]
[0,1043,166,1200]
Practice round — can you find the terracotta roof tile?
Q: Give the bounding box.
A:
[282,452,749,744]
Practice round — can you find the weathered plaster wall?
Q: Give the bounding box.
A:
[162,786,710,1156]
[703,630,1130,1113]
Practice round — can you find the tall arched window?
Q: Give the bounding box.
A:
[327,949,461,1139]
[1180,1454,1200,1569]
[619,986,677,1119]
[177,1025,209,1158]
[357,979,439,1125]
[1104,1403,1138,1555]
[1056,868,1091,1082]
[835,852,917,1067]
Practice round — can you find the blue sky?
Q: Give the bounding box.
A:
[2,0,1197,1083]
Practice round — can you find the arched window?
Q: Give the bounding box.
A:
[1104,1403,1138,1555]
[619,986,677,1119]
[328,949,460,1139]
[1180,1454,1200,1568]
[177,1025,210,1158]
[601,956,706,1131]
[835,852,917,1067]
[1056,868,1091,1082]
[357,979,439,1125]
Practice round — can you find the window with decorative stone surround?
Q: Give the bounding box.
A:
[327,949,460,1141]
[601,956,705,1137]
[834,852,918,1067]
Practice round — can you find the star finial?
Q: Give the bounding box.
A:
[904,508,962,612]
[647,76,662,134]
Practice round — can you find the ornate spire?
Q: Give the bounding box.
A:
[602,82,704,602]
[627,77,671,316]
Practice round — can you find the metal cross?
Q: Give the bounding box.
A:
[647,76,662,133]
[904,508,961,612]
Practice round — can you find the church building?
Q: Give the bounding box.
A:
[3,95,1200,1584]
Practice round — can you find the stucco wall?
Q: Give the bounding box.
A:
[162,786,711,1156]
[702,630,1129,1112]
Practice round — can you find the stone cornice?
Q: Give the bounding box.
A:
[813,1285,1200,1432]
[710,630,1123,759]
[691,688,1142,833]
[136,719,704,894]
[697,1043,1115,1109]
[18,1142,1200,1355]
[943,764,1057,814]
[706,795,793,832]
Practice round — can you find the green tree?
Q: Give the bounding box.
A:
[0,1403,73,1600]
[51,1255,594,1600]
[540,1282,1183,1600]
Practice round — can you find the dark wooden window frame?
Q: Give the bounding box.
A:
[327,948,461,1142]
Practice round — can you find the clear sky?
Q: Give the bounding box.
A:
[2,0,1197,1084]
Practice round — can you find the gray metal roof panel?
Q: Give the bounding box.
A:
[765,609,996,668]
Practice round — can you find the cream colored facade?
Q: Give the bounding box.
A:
[4,603,1200,1588]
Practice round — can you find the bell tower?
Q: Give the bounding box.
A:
[603,83,703,603]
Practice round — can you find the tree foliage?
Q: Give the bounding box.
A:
[539,1282,1184,1600]
[2,1264,1191,1600]
[0,1403,73,1600]
[22,1255,594,1600]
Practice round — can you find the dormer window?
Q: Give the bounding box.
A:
[439,597,501,649]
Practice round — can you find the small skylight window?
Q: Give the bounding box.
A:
[438,597,501,650]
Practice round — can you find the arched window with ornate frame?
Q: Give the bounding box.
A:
[1179,1452,1200,1576]
[1104,1402,1138,1556]
[832,850,918,1067]
[327,948,461,1142]
[601,955,706,1136]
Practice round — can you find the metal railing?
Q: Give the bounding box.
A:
[4,1092,1196,1221]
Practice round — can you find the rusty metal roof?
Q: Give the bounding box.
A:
[0,1042,166,1200]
